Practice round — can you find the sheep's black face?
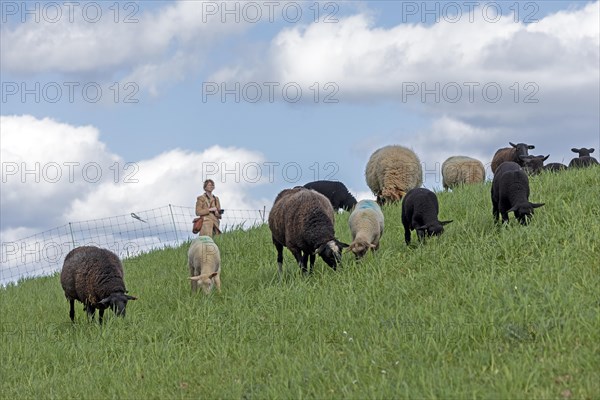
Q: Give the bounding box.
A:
[317,240,349,270]
[511,142,535,157]
[511,203,544,225]
[514,207,534,225]
[99,293,137,318]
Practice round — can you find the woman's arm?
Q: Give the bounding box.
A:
[195,195,210,216]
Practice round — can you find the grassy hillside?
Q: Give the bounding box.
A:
[1,167,599,399]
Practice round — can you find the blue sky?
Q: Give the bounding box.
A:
[1,0,599,242]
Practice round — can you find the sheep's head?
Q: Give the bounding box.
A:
[509,202,544,225]
[510,142,535,157]
[189,272,218,294]
[316,239,349,270]
[415,220,453,241]
[348,240,376,260]
[98,292,137,317]
[572,147,595,157]
[379,187,405,205]
[519,155,549,175]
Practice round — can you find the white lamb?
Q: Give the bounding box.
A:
[348,200,385,259]
[188,236,221,294]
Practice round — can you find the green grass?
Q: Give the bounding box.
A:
[1,167,599,399]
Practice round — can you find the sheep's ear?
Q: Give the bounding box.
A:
[528,145,535,149]
[189,275,202,282]
[126,295,137,301]
[508,205,519,213]
[99,296,111,305]
[509,142,516,147]
[337,241,349,249]
[590,148,595,154]
[208,272,218,279]
[415,225,427,232]
[441,220,453,225]
[369,243,377,249]
[542,155,549,161]
[530,202,545,209]
[315,243,327,255]
[571,148,580,153]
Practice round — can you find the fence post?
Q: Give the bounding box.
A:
[68,222,76,249]
[169,204,180,244]
[261,206,266,223]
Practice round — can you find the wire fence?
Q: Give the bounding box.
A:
[0,204,269,286]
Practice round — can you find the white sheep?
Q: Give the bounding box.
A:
[188,236,221,294]
[365,145,423,205]
[441,156,486,190]
[347,200,384,259]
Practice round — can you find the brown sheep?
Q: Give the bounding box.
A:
[60,246,137,324]
[268,187,348,275]
[491,142,535,174]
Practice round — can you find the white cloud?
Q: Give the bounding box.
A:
[212,2,599,120]
[1,115,270,240]
[0,1,247,94]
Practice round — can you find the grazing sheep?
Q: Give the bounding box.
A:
[491,161,544,225]
[519,154,549,175]
[268,187,348,274]
[188,236,221,295]
[303,180,357,211]
[441,156,485,190]
[60,246,137,324]
[347,200,384,259]
[401,188,452,245]
[365,145,423,205]
[491,142,535,174]
[543,162,567,172]
[569,148,599,168]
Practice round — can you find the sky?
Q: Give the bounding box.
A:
[1,0,599,246]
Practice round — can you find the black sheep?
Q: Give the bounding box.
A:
[491,162,544,225]
[60,246,137,324]
[401,188,452,245]
[543,162,567,172]
[519,154,549,175]
[268,188,348,274]
[569,148,599,168]
[303,180,357,211]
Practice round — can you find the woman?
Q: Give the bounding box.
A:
[195,179,222,236]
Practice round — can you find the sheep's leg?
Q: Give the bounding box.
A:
[214,274,221,292]
[491,191,499,222]
[308,253,316,273]
[98,308,104,325]
[274,241,284,277]
[191,279,198,294]
[501,212,510,224]
[404,226,412,245]
[69,299,75,322]
[85,304,95,321]
[291,249,307,274]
